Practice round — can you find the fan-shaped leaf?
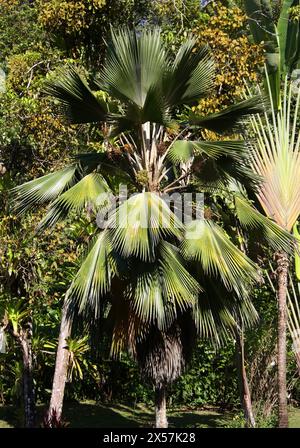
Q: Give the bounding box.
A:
[11,165,77,214]
[181,219,260,296]
[108,192,183,261]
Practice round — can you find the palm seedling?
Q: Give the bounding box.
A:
[11,28,293,427]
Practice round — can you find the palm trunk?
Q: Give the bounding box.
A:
[155,385,168,428]
[276,251,289,428]
[48,300,72,422]
[20,323,36,428]
[235,328,256,427]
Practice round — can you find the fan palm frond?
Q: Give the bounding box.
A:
[126,241,200,330]
[108,192,183,262]
[164,40,215,106]
[66,231,113,318]
[235,194,295,254]
[99,28,166,108]
[37,173,111,229]
[181,219,260,297]
[43,66,109,124]
[190,96,265,133]
[11,165,77,214]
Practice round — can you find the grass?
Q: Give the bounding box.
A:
[0,401,299,428]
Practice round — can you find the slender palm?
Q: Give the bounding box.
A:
[247,75,300,427]
[11,28,291,426]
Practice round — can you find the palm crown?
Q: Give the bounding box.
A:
[12,29,293,379]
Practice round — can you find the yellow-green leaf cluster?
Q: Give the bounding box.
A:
[194,2,264,114]
[38,0,106,34]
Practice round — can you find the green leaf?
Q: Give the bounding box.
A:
[163,40,215,106]
[189,96,264,133]
[181,220,260,297]
[43,66,108,124]
[11,165,77,214]
[127,241,200,330]
[38,173,110,229]
[66,231,113,318]
[108,192,183,262]
[235,195,295,254]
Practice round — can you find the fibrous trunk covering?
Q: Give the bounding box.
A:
[276,251,289,428]
[135,319,195,429]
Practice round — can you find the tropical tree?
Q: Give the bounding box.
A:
[11,28,291,427]
[246,75,300,427]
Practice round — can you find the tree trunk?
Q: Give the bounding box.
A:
[20,321,36,428]
[48,300,72,422]
[276,251,289,428]
[155,385,168,428]
[235,327,256,427]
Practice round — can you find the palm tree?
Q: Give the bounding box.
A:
[247,75,300,427]
[11,28,291,427]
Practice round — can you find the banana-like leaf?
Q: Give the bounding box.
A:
[235,195,295,254]
[249,76,300,231]
[243,0,280,108]
[38,173,110,229]
[243,0,275,44]
[43,66,108,124]
[108,192,183,262]
[11,165,77,214]
[181,219,260,297]
[278,0,300,74]
[189,96,264,133]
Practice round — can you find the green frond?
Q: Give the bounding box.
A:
[235,195,295,254]
[108,192,183,262]
[164,40,215,106]
[126,241,200,330]
[11,165,77,214]
[190,96,265,133]
[98,28,166,109]
[169,139,251,163]
[181,219,260,297]
[38,173,111,229]
[192,284,258,347]
[66,231,113,318]
[43,66,108,124]
[168,139,260,189]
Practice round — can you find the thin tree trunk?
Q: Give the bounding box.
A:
[235,327,256,427]
[20,323,36,428]
[48,300,72,422]
[155,385,168,428]
[276,251,289,428]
